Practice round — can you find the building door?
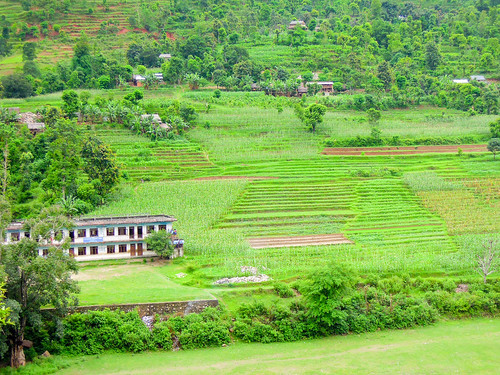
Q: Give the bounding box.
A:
[137,243,143,256]
[130,243,136,256]
[129,226,135,239]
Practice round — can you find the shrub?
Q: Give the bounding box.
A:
[273,282,295,298]
[62,310,153,355]
[152,321,174,350]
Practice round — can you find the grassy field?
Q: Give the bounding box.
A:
[14,318,499,374]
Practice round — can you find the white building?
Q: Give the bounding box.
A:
[4,214,184,261]
[470,75,486,82]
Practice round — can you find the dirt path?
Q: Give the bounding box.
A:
[248,234,353,249]
[322,144,488,156]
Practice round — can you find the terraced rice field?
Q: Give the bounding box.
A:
[87,127,218,181]
[248,234,353,249]
[321,144,488,156]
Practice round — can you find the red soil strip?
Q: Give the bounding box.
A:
[322,144,487,156]
[193,176,278,181]
[118,28,129,35]
[248,234,353,249]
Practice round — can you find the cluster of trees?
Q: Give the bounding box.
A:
[1,37,134,98]
[0,111,120,218]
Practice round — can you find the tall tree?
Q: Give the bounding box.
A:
[81,137,120,195]
[425,43,442,71]
[377,61,393,91]
[0,208,78,368]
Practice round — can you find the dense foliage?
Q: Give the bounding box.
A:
[0,116,120,218]
[0,0,498,113]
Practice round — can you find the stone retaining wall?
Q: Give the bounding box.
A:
[45,300,219,317]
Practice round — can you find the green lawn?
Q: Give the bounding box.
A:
[34,318,500,375]
[76,261,215,305]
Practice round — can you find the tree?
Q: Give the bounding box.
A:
[475,239,498,284]
[81,137,120,195]
[490,118,500,138]
[0,282,10,329]
[145,230,174,259]
[22,61,41,78]
[302,264,356,333]
[487,138,500,159]
[1,74,33,98]
[0,208,78,368]
[22,42,36,61]
[366,108,381,124]
[185,73,202,90]
[61,90,80,118]
[162,57,184,84]
[425,43,441,71]
[377,61,393,91]
[302,104,327,132]
[42,120,82,197]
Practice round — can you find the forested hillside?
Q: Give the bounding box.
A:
[0,0,499,113]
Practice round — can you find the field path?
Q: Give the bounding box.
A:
[248,234,353,249]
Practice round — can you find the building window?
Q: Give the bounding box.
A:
[90,246,98,255]
[69,248,75,257]
[106,227,115,236]
[78,229,87,238]
[137,226,143,239]
[42,249,48,256]
[69,230,75,240]
[159,225,166,231]
[147,225,155,234]
[11,232,20,241]
[90,228,99,237]
[78,247,86,256]
[119,244,127,253]
[118,227,127,235]
[107,245,115,254]
[24,232,30,238]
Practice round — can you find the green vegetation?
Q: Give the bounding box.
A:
[0,0,499,369]
[8,318,500,375]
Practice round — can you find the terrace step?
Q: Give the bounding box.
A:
[248,234,353,249]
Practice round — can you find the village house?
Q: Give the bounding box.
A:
[452,79,469,84]
[308,81,334,93]
[132,74,146,87]
[4,214,184,261]
[470,75,486,82]
[159,53,172,60]
[288,20,307,30]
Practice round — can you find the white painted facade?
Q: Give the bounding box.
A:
[4,215,183,261]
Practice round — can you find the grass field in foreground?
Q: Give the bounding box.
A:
[35,318,498,375]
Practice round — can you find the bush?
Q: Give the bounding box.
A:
[152,321,173,350]
[62,310,153,355]
[273,282,295,298]
[176,308,230,349]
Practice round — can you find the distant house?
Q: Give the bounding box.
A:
[27,122,45,135]
[308,81,334,93]
[159,53,171,60]
[470,75,486,82]
[140,114,172,131]
[141,114,162,124]
[288,20,307,30]
[133,74,146,87]
[452,79,469,84]
[297,86,308,96]
[251,83,259,91]
[153,73,164,82]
